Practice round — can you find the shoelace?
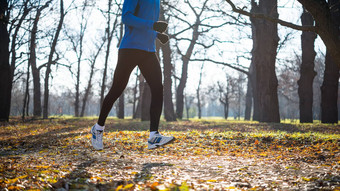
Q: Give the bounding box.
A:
[94,130,103,140]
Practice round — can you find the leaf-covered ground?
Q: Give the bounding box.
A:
[0,117,339,191]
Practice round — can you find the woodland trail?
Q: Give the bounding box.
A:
[0,117,339,190]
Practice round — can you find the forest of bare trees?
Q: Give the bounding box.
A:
[0,0,339,123]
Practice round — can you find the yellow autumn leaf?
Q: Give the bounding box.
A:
[207,179,217,182]
[17,175,28,179]
[179,181,189,191]
[5,178,18,184]
[39,170,49,174]
[5,175,27,184]
[8,186,23,190]
[35,165,50,169]
[123,183,134,189]
[116,185,123,191]
[302,177,318,181]
[285,166,299,170]
[48,178,58,184]
[259,153,267,157]
[91,176,102,181]
[225,186,237,189]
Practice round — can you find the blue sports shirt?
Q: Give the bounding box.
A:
[119,0,160,52]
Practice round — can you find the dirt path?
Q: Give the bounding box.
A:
[0,118,339,190]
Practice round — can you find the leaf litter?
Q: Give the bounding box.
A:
[0,117,339,190]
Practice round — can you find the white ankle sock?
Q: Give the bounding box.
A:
[95,123,105,131]
[149,131,158,139]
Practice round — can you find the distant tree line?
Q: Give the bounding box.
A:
[0,0,339,123]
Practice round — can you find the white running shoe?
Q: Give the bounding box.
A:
[148,132,175,149]
[91,125,103,150]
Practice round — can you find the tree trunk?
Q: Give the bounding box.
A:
[320,0,340,124]
[197,89,201,119]
[225,98,229,120]
[132,69,139,119]
[237,96,241,119]
[223,103,227,119]
[176,58,188,120]
[249,63,260,121]
[196,63,204,119]
[161,39,177,122]
[22,62,30,119]
[80,87,89,117]
[298,9,317,123]
[117,93,125,119]
[0,0,11,121]
[297,0,340,69]
[141,83,151,121]
[237,79,242,120]
[75,57,81,117]
[244,77,252,120]
[134,74,145,119]
[43,0,64,119]
[30,3,49,117]
[221,95,229,120]
[31,48,42,117]
[176,67,186,119]
[31,68,42,117]
[4,0,30,121]
[321,52,339,123]
[251,74,259,121]
[184,95,194,119]
[338,90,340,120]
[185,95,190,119]
[250,0,280,123]
[176,20,199,119]
[159,5,176,122]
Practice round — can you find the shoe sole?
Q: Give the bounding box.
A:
[148,137,176,150]
[92,146,103,150]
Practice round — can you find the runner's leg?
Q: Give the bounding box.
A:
[138,51,163,132]
[97,49,140,126]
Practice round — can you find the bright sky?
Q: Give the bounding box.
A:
[47,0,326,98]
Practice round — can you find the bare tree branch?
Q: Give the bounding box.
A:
[224,0,317,32]
[190,58,249,75]
[206,7,251,26]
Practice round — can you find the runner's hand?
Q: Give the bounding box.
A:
[153,21,168,33]
[157,33,169,44]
